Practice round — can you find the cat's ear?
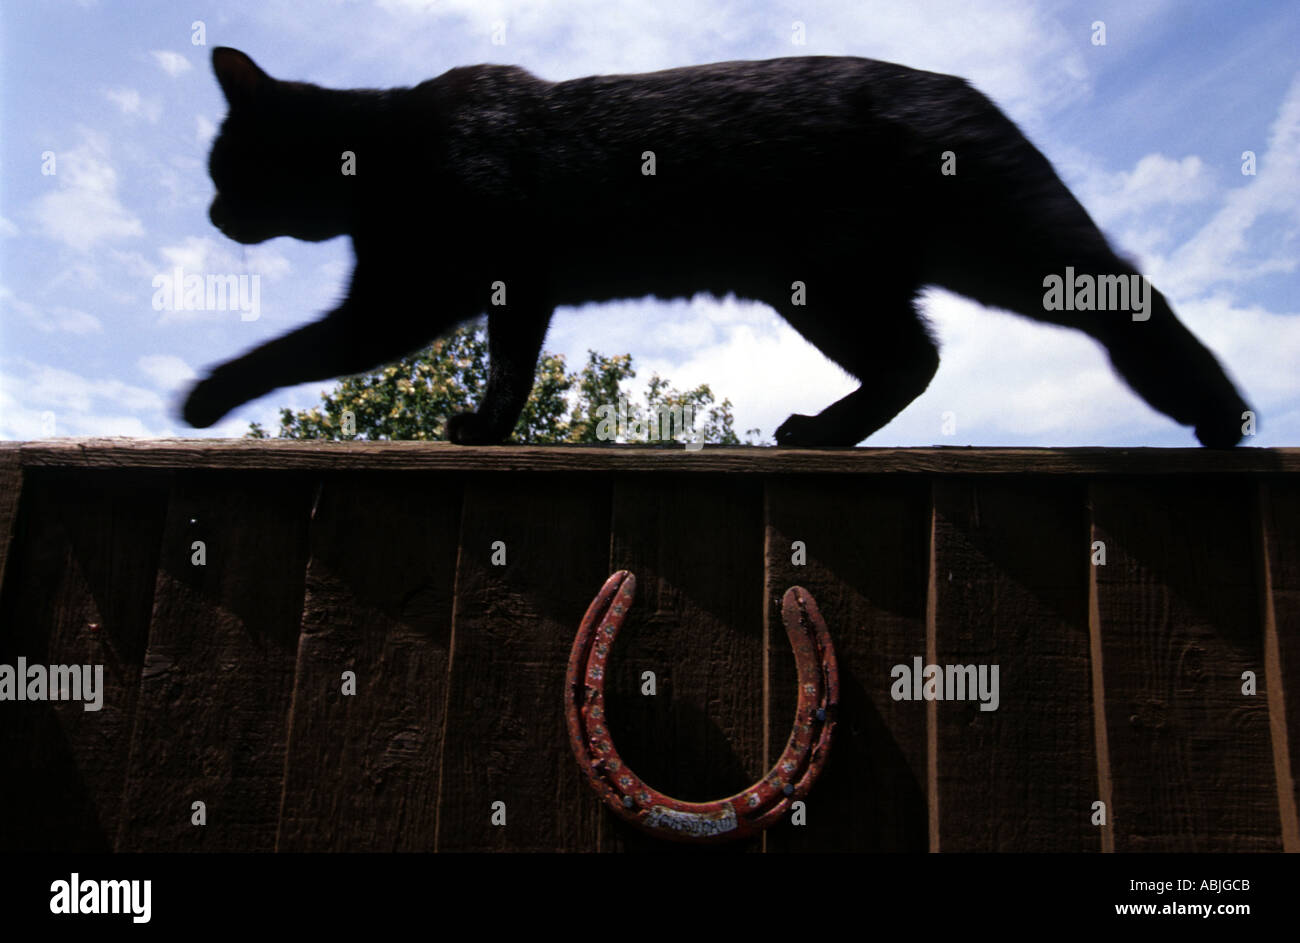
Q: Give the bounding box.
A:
[212,47,271,106]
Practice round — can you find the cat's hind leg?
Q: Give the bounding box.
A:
[446,302,553,444]
[772,290,939,447]
[1092,286,1251,448]
[936,246,1251,448]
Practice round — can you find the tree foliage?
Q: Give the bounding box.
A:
[246,321,760,445]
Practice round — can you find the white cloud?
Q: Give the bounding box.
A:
[1173,293,1300,419]
[24,363,162,413]
[550,295,856,443]
[0,216,17,237]
[908,291,1173,444]
[800,0,1090,123]
[0,361,167,439]
[46,307,103,334]
[151,235,292,324]
[2,287,42,323]
[563,283,1299,448]
[138,354,197,389]
[102,86,162,122]
[0,286,103,334]
[155,155,208,212]
[47,259,122,298]
[1158,73,1300,292]
[364,0,1090,126]
[106,249,159,280]
[1078,153,1214,224]
[196,114,217,145]
[152,50,193,76]
[29,129,144,251]
[155,235,291,279]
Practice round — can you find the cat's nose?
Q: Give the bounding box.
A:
[208,200,225,229]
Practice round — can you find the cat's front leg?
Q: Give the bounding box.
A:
[180,315,366,428]
[448,304,553,444]
[181,261,450,428]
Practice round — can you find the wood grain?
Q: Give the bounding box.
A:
[930,478,1098,851]
[763,475,930,851]
[115,470,313,851]
[3,439,1295,854]
[276,473,461,850]
[0,445,22,590]
[600,474,765,852]
[0,469,170,850]
[1091,478,1279,851]
[16,438,1299,476]
[434,473,611,851]
[1259,479,1300,849]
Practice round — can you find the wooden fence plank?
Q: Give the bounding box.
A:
[1091,478,1279,851]
[0,445,22,590]
[603,474,765,852]
[435,474,611,851]
[0,469,170,850]
[763,476,929,851]
[931,478,1098,851]
[276,473,461,850]
[1259,480,1300,849]
[19,439,1300,476]
[4,446,1294,855]
[114,471,313,851]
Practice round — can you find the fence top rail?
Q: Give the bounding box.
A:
[2,438,1297,475]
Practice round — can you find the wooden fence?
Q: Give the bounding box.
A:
[0,439,1296,852]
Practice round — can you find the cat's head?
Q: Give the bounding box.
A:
[207,48,354,244]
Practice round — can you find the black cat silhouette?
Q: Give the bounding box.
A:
[182,47,1251,447]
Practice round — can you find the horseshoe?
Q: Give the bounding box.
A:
[565,570,839,843]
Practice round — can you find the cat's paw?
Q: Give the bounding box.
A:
[1195,406,1250,449]
[774,413,823,447]
[446,411,506,445]
[182,377,234,428]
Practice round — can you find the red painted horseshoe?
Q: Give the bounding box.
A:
[566,570,839,843]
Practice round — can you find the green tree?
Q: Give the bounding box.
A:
[246,321,760,445]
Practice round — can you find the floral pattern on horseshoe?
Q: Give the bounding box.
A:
[565,570,839,843]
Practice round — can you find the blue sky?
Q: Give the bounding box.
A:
[1,0,1297,445]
